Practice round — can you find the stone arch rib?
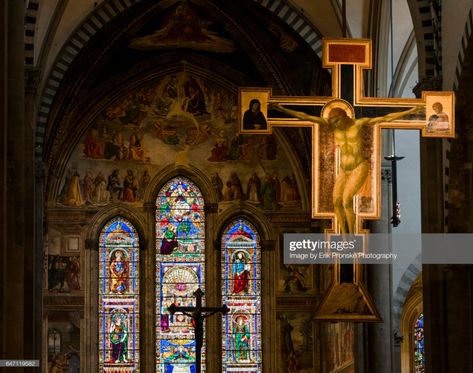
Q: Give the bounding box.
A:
[453,7,473,91]
[25,0,40,66]
[392,254,422,331]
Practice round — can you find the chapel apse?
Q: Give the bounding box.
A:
[41,1,337,371]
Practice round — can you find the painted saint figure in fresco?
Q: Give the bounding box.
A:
[208,130,228,162]
[271,102,423,233]
[211,173,223,201]
[246,172,261,204]
[161,224,178,255]
[82,171,93,204]
[122,170,138,202]
[107,169,122,202]
[243,99,267,130]
[230,172,244,200]
[182,76,207,116]
[109,313,128,363]
[232,251,250,294]
[128,132,148,161]
[83,126,104,158]
[92,171,110,204]
[64,171,83,206]
[138,170,151,199]
[261,173,277,210]
[109,250,128,294]
[65,256,81,291]
[233,316,251,361]
[157,75,179,115]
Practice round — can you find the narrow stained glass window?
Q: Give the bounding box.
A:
[414,313,425,373]
[222,219,262,373]
[156,177,206,372]
[99,217,140,372]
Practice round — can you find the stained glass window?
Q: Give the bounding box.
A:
[99,217,140,372]
[414,313,425,373]
[221,219,262,373]
[156,177,206,372]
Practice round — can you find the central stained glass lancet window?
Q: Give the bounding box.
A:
[156,177,205,372]
[222,219,262,373]
[99,217,140,372]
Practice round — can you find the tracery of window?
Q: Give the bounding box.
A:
[156,176,205,372]
[413,313,425,373]
[221,218,262,372]
[98,217,140,372]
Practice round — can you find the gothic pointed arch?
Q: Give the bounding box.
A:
[98,216,141,371]
[221,217,263,372]
[155,175,206,372]
[400,274,423,373]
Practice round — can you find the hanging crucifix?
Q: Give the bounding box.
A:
[239,38,454,321]
[168,288,230,373]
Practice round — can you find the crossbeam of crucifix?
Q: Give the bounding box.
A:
[239,38,454,321]
[168,288,230,373]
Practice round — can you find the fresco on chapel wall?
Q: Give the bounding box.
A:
[46,312,81,373]
[56,72,302,211]
[129,2,237,53]
[277,312,316,373]
[322,322,355,373]
[45,227,83,294]
[278,263,314,294]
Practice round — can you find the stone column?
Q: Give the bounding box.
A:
[415,78,454,373]
[27,67,43,366]
[365,162,394,373]
[1,1,37,372]
[444,265,473,372]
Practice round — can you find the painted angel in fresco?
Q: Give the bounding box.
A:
[232,251,250,294]
[233,316,251,361]
[271,102,423,233]
[109,250,128,294]
[109,313,128,363]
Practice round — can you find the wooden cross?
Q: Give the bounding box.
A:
[239,38,454,321]
[168,288,230,373]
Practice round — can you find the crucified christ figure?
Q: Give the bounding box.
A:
[271,102,423,234]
